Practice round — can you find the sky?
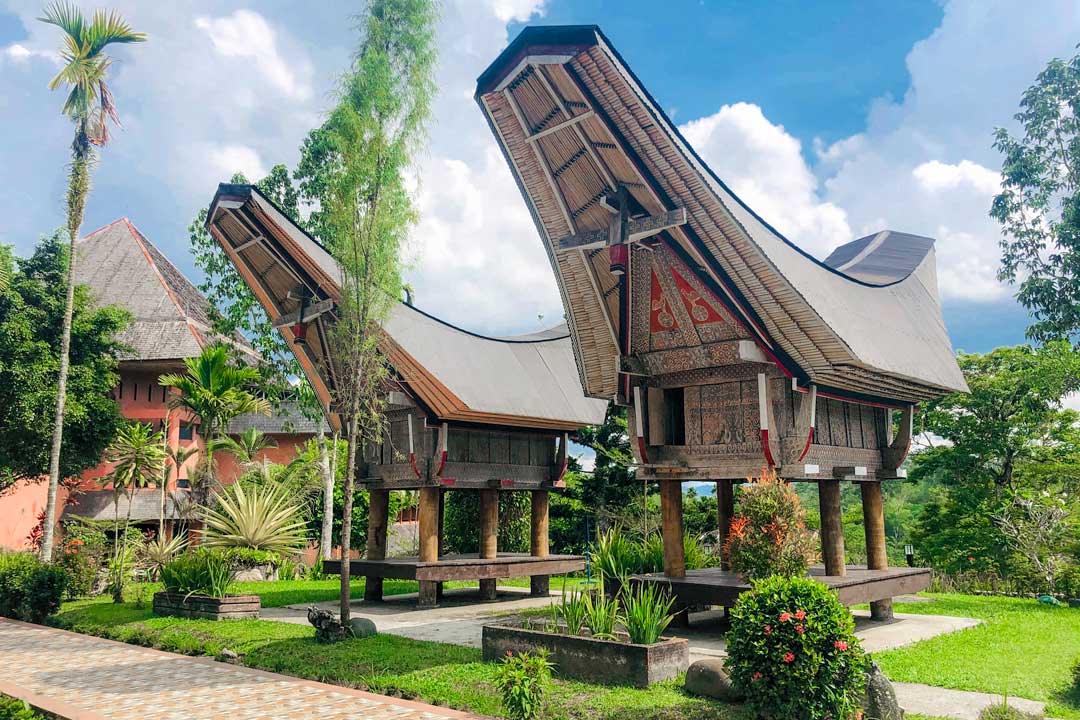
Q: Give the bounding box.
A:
[1,0,1078,361]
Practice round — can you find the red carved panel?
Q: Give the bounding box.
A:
[670,266,725,325]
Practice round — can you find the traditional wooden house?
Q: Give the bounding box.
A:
[206,184,608,606]
[475,25,967,619]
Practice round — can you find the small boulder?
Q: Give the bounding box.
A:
[684,658,742,702]
[217,648,239,661]
[862,663,904,720]
[349,617,378,638]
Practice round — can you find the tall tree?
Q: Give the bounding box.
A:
[38,3,146,561]
[993,50,1080,343]
[0,234,128,493]
[158,345,270,505]
[298,0,438,625]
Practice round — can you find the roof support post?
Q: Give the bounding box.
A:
[659,480,686,579]
[530,490,551,597]
[479,488,500,601]
[818,479,846,577]
[417,486,440,607]
[364,489,390,602]
[716,479,735,571]
[861,481,893,620]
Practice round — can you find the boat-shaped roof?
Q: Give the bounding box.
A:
[207,183,607,432]
[475,25,967,405]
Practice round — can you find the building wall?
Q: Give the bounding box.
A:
[0,480,70,551]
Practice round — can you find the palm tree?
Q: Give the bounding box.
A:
[159,345,270,498]
[39,3,146,562]
[210,427,278,467]
[159,412,198,537]
[104,421,165,601]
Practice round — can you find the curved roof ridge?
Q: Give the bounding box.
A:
[398,301,570,344]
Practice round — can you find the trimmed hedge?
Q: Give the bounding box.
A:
[0,553,66,624]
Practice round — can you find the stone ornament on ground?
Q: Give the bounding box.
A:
[684,658,743,702]
[350,617,378,638]
[862,663,904,720]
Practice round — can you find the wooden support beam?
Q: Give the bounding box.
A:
[883,405,914,470]
[555,208,688,252]
[417,486,440,607]
[861,481,893,620]
[271,298,335,328]
[659,480,686,579]
[364,489,390,602]
[818,480,846,577]
[526,110,595,143]
[479,489,499,600]
[530,490,551,596]
[716,480,735,571]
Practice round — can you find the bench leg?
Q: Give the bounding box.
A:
[364,576,383,602]
[479,579,497,600]
[418,580,439,608]
[530,575,550,597]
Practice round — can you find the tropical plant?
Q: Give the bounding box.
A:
[140,534,188,579]
[159,422,198,534]
[582,590,621,639]
[620,582,675,645]
[159,345,270,494]
[724,467,818,580]
[591,526,641,582]
[159,550,233,599]
[444,490,530,554]
[297,0,438,625]
[495,649,554,720]
[210,427,277,466]
[199,481,308,557]
[553,584,588,636]
[725,575,868,720]
[103,421,165,601]
[0,694,46,720]
[0,552,67,623]
[37,2,145,561]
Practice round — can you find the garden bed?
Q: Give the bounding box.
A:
[482,620,689,688]
[152,591,260,620]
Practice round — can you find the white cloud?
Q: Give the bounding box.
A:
[194,10,311,100]
[913,160,1001,196]
[1,43,54,64]
[680,102,853,257]
[207,144,267,185]
[489,0,546,23]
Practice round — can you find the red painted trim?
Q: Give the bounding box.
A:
[500,479,514,487]
[636,437,650,465]
[797,427,814,462]
[555,456,569,484]
[434,450,447,477]
[439,477,456,486]
[409,452,422,479]
[760,429,776,467]
[897,436,912,466]
[553,478,567,488]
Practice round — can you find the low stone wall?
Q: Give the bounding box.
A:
[482,622,689,688]
[152,592,260,621]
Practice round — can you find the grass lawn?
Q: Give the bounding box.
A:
[52,595,744,720]
[874,594,1080,719]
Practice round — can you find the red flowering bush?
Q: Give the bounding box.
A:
[726,575,868,719]
[723,467,817,580]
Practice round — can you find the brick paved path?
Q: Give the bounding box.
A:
[0,619,475,720]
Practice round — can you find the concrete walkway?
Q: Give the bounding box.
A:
[894,682,1048,719]
[0,619,476,720]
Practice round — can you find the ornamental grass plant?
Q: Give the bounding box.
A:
[725,575,867,720]
[620,582,675,645]
[723,467,817,580]
[159,550,234,599]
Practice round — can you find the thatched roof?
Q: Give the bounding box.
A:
[475,25,967,405]
[63,489,188,522]
[206,184,607,432]
[75,218,256,363]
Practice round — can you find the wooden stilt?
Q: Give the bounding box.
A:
[479,489,499,600]
[818,480,846,577]
[716,479,735,570]
[418,486,440,607]
[861,481,893,620]
[436,489,446,601]
[530,490,551,596]
[364,489,390,601]
[659,480,686,579]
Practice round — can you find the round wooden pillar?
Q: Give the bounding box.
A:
[417,486,440,607]
[530,490,551,596]
[861,481,893,620]
[479,489,499,600]
[716,479,735,571]
[818,480,846,577]
[659,480,686,579]
[364,489,390,602]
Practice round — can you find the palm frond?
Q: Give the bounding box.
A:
[38,1,84,44]
[85,9,146,55]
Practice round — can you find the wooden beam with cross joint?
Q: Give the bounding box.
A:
[271,298,335,328]
[553,185,687,275]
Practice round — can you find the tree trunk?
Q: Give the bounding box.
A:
[42,136,93,562]
[340,414,359,624]
[317,428,334,560]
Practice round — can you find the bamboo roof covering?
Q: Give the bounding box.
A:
[206,184,607,433]
[475,25,967,406]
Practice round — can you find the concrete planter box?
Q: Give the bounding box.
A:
[482,622,689,687]
[153,591,260,620]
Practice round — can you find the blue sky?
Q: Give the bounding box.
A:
[1,0,1078,360]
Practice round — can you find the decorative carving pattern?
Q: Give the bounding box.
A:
[670,265,725,325]
[649,270,679,332]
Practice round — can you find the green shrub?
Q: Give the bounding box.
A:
[724,468,817,580]
[620,582,675,645]
[582,590,620,639]
[58,540,99,598]
[978,699,1045,719]
[495,649,553,720]
[592,526,641,580]
[221,547,281,569]
[0,695,44,720]
[1072,657,1080,693]
[159,550,233,598]
[444,491,529,554]
[726,575,868,720]
[553,585,588,636]
[0,553,67,624]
